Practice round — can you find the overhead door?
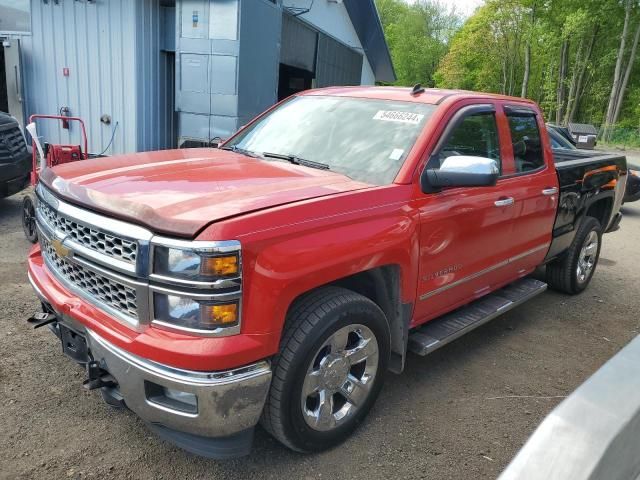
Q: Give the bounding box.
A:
[280,14,317,72]
[315,33,363,88]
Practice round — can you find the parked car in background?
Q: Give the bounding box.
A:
[0,112,31,199]
[547,125,578,151]
[547,123,577,147]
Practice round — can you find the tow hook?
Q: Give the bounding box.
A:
[83,361,117,391]
[27,312,57,329]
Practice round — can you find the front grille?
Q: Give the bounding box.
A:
[41,236,138,320]
[38,201,138,264]
[0,123,28,163]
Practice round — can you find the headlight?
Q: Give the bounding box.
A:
[153,292,239,331]
[631,169,639,178]
[153,246,239,281]
[150,239,242,335]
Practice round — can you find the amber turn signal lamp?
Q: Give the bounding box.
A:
[201,255,239,276]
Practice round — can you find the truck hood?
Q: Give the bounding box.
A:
[41,148,370,237]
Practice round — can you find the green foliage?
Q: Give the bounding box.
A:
[376,0,640,133]
[428,0,640,130]
[375,0,461,86]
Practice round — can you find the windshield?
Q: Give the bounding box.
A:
[225,96,435,185]
[548,128,576,150]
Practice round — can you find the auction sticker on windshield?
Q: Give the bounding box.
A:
[373,110,425,125]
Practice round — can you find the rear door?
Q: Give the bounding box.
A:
[498,104,558,275]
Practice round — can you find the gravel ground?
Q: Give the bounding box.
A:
[1,189,639,480]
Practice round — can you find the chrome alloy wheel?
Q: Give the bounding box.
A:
[577,230,599,283]
[301,324,379,431]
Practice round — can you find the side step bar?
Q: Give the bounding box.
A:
[408,278,547,356]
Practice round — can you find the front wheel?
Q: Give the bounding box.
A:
[546,216,602,294]
[261,287,390,452]
[22,195,38,244]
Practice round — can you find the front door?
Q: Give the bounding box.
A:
[412,102,522,326]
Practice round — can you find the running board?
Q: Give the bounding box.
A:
[408,278,547,356]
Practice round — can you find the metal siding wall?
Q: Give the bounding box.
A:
[315,33,362,88]
[15,0,138,155]
[236,0,281,127]
[136,0,176,152]
[176,0,244,143]
[280,14,316,72]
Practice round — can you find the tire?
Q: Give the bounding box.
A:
[546,216,602,294]
[22,195,38,244]
[261,286,390,453]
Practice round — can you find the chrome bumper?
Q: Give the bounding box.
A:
[29,273,272,440]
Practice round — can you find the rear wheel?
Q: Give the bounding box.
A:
[22,195,38,244]
[261,287,390,452]
[546,216,602,294]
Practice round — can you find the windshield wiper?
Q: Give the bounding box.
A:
[261,152,331,171]
[219,145,260,158]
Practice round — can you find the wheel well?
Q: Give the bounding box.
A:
[585,198,613,230]
[286,266,410,374]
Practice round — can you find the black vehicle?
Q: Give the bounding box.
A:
[547,123,578,147]
[625,164,640,203]
[548,126,578,151]
[0,112,31,199]
[547,125,638,204]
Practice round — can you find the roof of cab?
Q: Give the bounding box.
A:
[301,86,537,106]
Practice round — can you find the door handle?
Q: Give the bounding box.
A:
[494,197,514,207]
[542,187,558,196]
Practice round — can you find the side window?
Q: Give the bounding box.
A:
[436,112,501,171]
[507,114,544,173]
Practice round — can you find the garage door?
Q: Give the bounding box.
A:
[315,32,363,88]
[280,14,317,72]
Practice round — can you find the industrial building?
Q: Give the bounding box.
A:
[0,0,395,155]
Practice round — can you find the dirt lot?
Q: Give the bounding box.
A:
[1,189,639,480]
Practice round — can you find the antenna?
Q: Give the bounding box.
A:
[411,83,426,96]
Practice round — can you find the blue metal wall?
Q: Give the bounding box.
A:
[8,0,174,155]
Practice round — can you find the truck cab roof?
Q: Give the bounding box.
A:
[302,86,539,106]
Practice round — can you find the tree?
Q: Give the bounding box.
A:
[433,0,640,136]
[376,0,461,86]
[602,0,635,140]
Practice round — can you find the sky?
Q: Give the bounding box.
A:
[405,0,484,17]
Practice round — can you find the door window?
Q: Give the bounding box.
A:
[435,112,501,172]
[507,114,544,173]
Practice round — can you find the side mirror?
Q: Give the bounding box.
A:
[421,156,499,193]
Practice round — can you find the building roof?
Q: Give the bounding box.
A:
[343,0,396,83]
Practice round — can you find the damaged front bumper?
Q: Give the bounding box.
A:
[28,272,272,458]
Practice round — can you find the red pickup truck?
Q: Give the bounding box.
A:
[27,87,627,458]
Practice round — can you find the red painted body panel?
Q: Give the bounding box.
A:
[28,88,560,371]
[40,148,370,237]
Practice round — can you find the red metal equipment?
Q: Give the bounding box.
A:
[22,114,89,243]
[28,114,88,185]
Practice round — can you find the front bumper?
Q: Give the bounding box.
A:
[28,272,272,456]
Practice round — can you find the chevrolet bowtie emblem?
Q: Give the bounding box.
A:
[51,238,71,259]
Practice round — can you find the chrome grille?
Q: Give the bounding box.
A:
[41,236,138,320]
[38,201,138,264]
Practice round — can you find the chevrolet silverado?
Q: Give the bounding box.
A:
[27,87,627,458]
